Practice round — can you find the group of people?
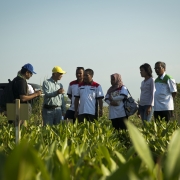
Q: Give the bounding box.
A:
[138,62,177,125]
[10,61,177,130]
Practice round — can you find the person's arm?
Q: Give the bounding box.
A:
[111,95,125,101]
[74,97,80,118]
[67,84,72,100]
[43,80,63,98]
[104,94,119,106]
[172,92,177,99]
[167,78,177,99]
[98,98,103,117]
[146,78,154,115]
[61,94,66,116]
[17,80,41,102]
[20,91,41,102]
[68,95,72,100]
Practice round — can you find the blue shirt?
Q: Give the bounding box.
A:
[42,77,66,113]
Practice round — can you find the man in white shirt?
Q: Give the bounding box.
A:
[74,68,104,122]
[64,67,84,123]
[154,61,177,122]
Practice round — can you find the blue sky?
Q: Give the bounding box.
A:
[0,0,180,100]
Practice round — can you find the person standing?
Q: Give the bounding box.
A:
[42,66,66,126]
[154,61,177,122]
[74,68,104,122]
[11,63,42,124]
[105,73,128,130]
[64,67,84,123]
[13,64,41,102]
[137,63,155,123]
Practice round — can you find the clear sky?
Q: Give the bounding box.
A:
[0,0,180,100]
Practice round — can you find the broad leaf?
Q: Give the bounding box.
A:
[126,121,154,171]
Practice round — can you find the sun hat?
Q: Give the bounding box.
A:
[22,63,36,74]
[52,66,66,74]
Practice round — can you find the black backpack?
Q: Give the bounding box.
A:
[0,79,16,111]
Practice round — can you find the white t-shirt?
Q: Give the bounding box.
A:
[105,86,128,119]
[154,73,177,111]
[67,80,79,111]
[27,84,34,94]
[74,81,104,115]
[139,77,155,106]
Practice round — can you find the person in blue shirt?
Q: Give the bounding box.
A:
[42,66,66,126]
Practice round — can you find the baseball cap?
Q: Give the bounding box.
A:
[22,63,36,74]
[52,66,66,74]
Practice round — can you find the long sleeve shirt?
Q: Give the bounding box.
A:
[42,77,66,114]
[139,77,155,106]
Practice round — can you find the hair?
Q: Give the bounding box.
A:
[155,61,166,69]
[20,67,28,75]
[85,68,94,76]
[140,63,153,77]
[76,67,84,72]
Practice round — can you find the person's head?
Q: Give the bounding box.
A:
[110,73,123,86]
[20,63,36,80]
[139,63,152,78]
[76,67,84,82]
[154,61,166,76]
[52,66,66,81]
[84,69,94,83]
[107,73,123,94]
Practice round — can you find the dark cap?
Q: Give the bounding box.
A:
[22,63,36,74]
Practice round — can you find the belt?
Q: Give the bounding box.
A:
[44,104,59,109]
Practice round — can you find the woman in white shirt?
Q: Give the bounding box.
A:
[105,73,128,130]
[137,63,155,123]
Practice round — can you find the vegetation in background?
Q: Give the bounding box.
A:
[0,85,180,179]
[174,83,180,123]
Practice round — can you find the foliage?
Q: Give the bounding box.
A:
[174,83,180,123]
[0,111,180,179]
[0,91,180,179]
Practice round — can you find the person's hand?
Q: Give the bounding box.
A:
[137,111,141,118]
[146,106,152,116]
[57,88,64,94]
[110,101,118,106]
[35,90,42,96]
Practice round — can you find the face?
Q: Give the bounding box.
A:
[140,67,147,77]
[25,71,33,80]
[76,69,84,81]
[84,71,92,83]
[54,72,63,81]
[154,63,165,76]
[111,76,115,86]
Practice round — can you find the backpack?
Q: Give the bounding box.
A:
[0,79,15,111]
[123,89,139,117]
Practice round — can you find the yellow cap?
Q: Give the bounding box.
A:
[52,66,66,74]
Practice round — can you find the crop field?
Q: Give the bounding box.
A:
[0,99,180,180]
[1,83,180,180]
